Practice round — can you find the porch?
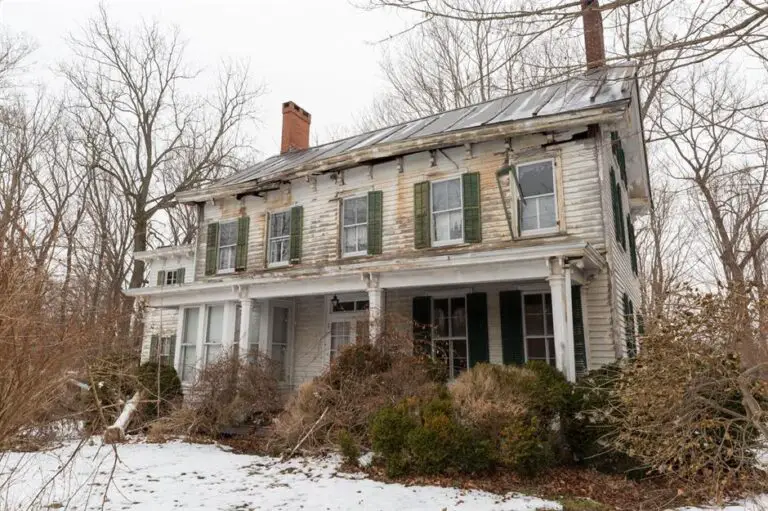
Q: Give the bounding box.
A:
[154,247,602,388]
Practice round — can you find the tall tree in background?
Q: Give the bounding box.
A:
[62,5,262,293]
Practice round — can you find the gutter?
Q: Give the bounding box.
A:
[177,103,629,203]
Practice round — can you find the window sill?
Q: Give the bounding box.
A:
[517,228,561,240]
[431,239,464,248]
[267,261,290,269]
[216,268,236,275]
[342,250,368,258]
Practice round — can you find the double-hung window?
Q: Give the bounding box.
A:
[180,308,199,384]
[342,197,368,256]
[431,177,464,245]
[516,160,557,234]
[268,211,291,266]
[204,305,224,365]
[165,271,178,285]
[217,221,238,272]
[432,296,468,378]
[523,293,556,366]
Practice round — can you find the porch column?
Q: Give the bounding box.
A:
[239,298,252,359]
[548,258,576,382]
[221,302,237,356]
[366,273,384,343]
[258,299,271,354]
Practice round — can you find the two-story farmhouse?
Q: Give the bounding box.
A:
[126,58,650,389]
[127,0,650,389]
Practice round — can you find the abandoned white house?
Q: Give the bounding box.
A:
[125,56,650,388]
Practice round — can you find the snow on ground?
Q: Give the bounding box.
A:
[0,439,559,511]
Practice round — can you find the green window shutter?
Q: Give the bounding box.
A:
[627,215,638,275]
[367,191,383,255]
[462,172,481,243]
[413,181,431,249]
[466,292,489,367]
[235,216,250,271]
[623,293,636,358]
[610,168,620,246]
[637,313,645,336]
[205,223,219,276]
[571,285,588,377]
[289,205,303,264]
[149,334,159,363]
[610,132,627,184]
[616,184,626,250]
[176,267,185,284]
[499,290,524,365]
[412,296,432,357]
[156,270,166,286]
[167,334,177,367]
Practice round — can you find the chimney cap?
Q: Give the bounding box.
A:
[282,101,311,120]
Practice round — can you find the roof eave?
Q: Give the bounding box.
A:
[177,102,629,203]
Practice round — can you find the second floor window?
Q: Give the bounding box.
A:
[218,221,238,272]
[431,177,463,245]
[342,197,368,256]
[268,211,291,265]
[517,160,557,234]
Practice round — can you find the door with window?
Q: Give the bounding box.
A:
[432,296,468,378]
[270,302,293,383]
[523,293,556,366]
[328,297,369,361]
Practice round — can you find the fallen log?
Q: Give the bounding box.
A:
[103,391,142,444]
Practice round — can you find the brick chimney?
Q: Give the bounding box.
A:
[281,101,311,153]
[581,0,606,69]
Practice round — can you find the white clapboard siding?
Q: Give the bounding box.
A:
[140,307,179,363]
[194,134,606,281]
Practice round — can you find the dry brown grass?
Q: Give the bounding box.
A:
[148,351,281,438]
[270,324,444,454]
[450,363,533,438]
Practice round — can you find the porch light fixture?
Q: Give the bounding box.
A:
[331,294,341,312]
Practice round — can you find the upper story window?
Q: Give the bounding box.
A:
[156,267,185,286]
[342,197,368,256]
[268,210,291,266]
[431,177,463,245]
[217,221,238,272]
[517,160,557,234]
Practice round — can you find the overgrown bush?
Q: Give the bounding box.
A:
[562,362,644,477]
[149,352,280,437]
[450,362,569,476]
[136,362,183,420]
[272,339,443,453]
[370,396,493,477]
[337,429,360,466]
[81,352,141,431]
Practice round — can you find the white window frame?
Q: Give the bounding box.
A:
[217,220,239,274]
[164,269,179,285]
[341,195,369,257]
[158,335,174,366]
[179,307,200,385]
[430,295,469,379]
[268,301,294,384]
[203,304,225,366]
[327,294,369,361]
[430,175,464,247]
[514,158,559,236]
[522,291,556,366]
[267,209,291,268]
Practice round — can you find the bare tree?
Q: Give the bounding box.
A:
[62,5,262,293]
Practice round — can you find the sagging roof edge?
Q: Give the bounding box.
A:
[177,101,630,204]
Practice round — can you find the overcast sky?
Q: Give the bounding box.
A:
[1,0,410,158]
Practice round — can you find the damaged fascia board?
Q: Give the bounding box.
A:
[176,104,628,204]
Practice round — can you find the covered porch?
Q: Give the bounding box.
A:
[139,242,604,388]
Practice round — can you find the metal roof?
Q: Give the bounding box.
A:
[218,65,636,187]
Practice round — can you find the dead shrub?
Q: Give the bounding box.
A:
[271,336,443,454]
[148,351,280,438]
[606,291,768,499]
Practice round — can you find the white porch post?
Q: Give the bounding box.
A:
[258,299,271,354]
[366,273,384,343]
[221,302,237,356]
[548,258,576,382]
[239,298,252,360]
[563,266,577,381]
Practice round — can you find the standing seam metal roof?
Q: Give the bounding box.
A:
[218,65,635,187]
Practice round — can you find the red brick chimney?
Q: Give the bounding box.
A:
[281,101,311,153]
[581,0,606,69]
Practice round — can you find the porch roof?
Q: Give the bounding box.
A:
[126,239,605,308]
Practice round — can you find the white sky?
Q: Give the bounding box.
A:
[1,0,410,158]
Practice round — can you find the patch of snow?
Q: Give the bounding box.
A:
[674,495,768,511]
[1,440,561,510]
[358,451,374,468]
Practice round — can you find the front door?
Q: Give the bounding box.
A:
[270,301,294,384]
